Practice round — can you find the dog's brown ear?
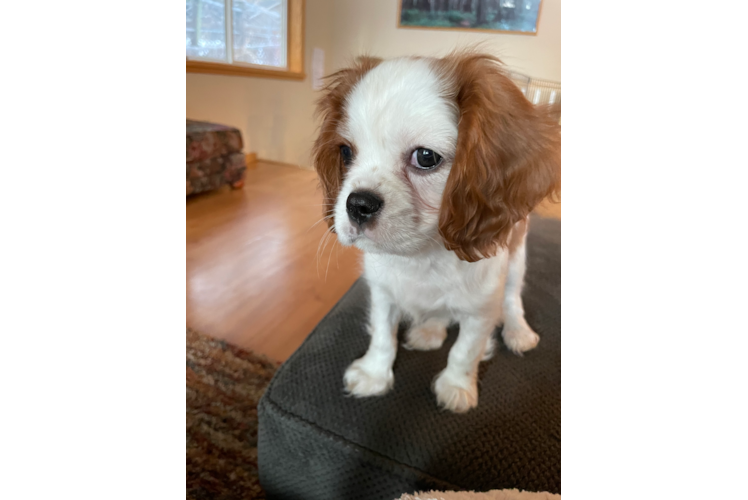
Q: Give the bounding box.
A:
[312,56,382,227]
[435,53,560,262]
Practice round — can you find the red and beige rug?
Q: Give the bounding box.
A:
[186,329,279,500]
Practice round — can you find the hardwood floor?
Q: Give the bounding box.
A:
[187,161,560,362]
[187,162,361,362]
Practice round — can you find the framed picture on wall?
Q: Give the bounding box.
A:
[398,0,542,35]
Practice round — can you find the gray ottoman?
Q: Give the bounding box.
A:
[258,216,561,500]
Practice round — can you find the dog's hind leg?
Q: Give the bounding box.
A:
[404,316,450,351]
[501,220,540,355]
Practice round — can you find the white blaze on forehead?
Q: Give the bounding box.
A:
[341,57,458,158]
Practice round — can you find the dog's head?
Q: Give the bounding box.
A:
[313,52,560,262]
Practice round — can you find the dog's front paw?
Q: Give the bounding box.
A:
[404,321,447,351]
[344,359,394,397]
[502,323,540,355]
[433,369,478,413]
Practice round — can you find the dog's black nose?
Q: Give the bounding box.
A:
[346,191,383,227]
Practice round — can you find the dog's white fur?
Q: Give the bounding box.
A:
[331,58,541,413]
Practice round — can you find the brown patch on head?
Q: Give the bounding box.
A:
[312,56,382,228]
[432,52,560,262]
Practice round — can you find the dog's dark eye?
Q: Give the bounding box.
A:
[340,145,354,167]
[411,148,442,170]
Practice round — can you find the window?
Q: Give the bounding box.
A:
[186,0,305,80]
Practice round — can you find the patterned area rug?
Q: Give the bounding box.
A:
[187,329,279,500]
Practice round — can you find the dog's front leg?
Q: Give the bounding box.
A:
[433,315,495,413]
[344,284,400,397]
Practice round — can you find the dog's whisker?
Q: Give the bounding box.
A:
[335,236,340,270]
[323,225,336,255]
[307,214,334,233]
[324,234,336,283]
[315,227,332,277]
[321,229,334,261]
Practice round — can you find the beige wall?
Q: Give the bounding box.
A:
[560,0,577,82]
[330,0,560,80]
[186,0,560,167]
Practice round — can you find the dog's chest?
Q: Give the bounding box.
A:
[363,251,506,316]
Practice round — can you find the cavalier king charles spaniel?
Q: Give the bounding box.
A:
[312,52,560,413]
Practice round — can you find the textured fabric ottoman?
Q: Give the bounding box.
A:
[186,119,246,196]
[258,216,560,500]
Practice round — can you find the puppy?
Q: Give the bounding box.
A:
[312,52,560,413]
